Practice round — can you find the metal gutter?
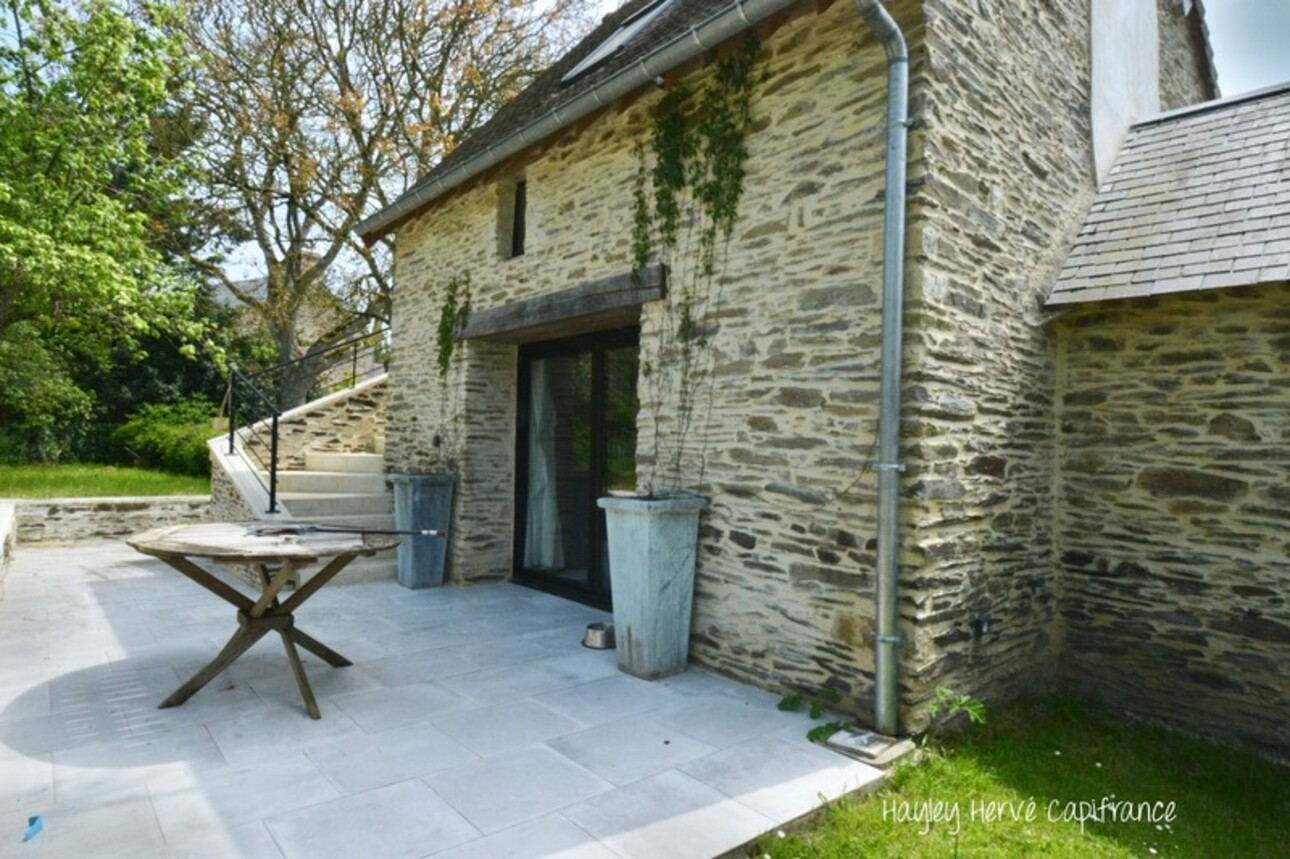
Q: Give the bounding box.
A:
[853,0,908,738]
[356,0,803,241]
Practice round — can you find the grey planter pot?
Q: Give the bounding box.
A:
[389,472,454,589]
[597,494,709,680]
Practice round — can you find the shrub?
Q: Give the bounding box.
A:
[112,399,220,476]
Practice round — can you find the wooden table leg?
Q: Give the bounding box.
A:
[284,627,351,667]
[160,617,269,709]
[279,628,322,720]
[155,550,362,717]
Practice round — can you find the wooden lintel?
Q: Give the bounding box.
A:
[461,265,666,344]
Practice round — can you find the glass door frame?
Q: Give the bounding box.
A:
[512,327,639,609]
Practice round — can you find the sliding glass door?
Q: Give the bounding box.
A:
[515,329,638,607]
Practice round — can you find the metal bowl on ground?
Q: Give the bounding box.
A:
[582,622,615,649]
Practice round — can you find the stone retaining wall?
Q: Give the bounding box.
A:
[0,502,15,601]
[242,377,388,472]
[1055,284,1290,754]
[13,496,211,544]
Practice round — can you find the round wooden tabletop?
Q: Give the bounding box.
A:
[127,522,400,563]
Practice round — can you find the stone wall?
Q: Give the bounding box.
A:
[1157,0,1214,110]
[899,0,1101,725]
[386,0,1219,735]
[1055,283,1289,753]
[241,377,388,471]
[210,463,260,523]
[0,502,15,602]
[14,497,210,543]
[899,0,1215,731]
[390,0,909,697]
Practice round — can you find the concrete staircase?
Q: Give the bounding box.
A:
[276,449,397,584]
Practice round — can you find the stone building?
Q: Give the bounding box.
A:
[1048,86,1290,753]
[354,0,1286,751]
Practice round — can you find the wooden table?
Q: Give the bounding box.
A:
[127,522,400,719]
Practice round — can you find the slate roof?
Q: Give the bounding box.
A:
[1048,83,1290,306]
[414,0,729,193]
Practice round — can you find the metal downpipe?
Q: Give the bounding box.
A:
[853,0,909,737]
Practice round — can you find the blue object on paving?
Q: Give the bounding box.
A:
[23,816,43,842]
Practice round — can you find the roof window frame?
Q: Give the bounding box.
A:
[560,0,675,86]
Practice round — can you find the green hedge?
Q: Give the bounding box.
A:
[112,399,220,477]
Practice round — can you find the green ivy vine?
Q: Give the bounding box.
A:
[630,33,760,493]
[436,272,471,377]
[632,34,759,285]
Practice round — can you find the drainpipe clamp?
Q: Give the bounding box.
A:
[873,462,906,472]
[874,633,903,645]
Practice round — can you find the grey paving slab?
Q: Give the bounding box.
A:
[652,691,811,749]
[331,679,476,733]
[0,541,888,858]
[304,720,479,794]
[425,745,614,834]
[562,769,777,859]
[0,748,53,811]
[214,698,365,754]
[163,820,286,859]
[531,674,684,726]
[546,714,720,786]
[265,780,480,859]
[432,699,586,757]
[0,785,168,858]
[680,727,884,821]
[149,754,342,836]
[430,814,620,859]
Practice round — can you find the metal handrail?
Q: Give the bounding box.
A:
[224,327,390,514]
[242,329,389,380]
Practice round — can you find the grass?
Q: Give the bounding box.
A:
[0,464,210,498]
[754,697,1290,858]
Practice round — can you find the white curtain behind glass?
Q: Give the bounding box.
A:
[524,360,564,569]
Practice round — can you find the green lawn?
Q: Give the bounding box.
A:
[755,697,1290,858]
[0,464,210,498]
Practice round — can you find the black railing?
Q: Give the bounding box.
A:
[225,328,390,514]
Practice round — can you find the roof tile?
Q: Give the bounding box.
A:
[1048,85,1290,306]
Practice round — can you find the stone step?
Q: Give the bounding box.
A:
[297,512,396,530]
[304,451,385,474]
[278,492,392,518]
[277,470,388,495]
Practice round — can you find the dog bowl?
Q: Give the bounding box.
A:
[582,622,615,649]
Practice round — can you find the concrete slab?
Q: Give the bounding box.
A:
[0,540,886,858]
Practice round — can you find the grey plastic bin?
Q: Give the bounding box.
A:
[389,472,454,589]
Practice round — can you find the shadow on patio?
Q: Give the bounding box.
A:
[0,540,881,858]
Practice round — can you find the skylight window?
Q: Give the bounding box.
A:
[560,0,675,85]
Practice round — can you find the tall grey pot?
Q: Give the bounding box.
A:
[597,495,708,680]
[389,472,454,589]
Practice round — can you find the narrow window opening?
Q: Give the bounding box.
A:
[511,181,527,258]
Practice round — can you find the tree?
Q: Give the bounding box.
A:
[0,0,204,460]
[184,0,595,408]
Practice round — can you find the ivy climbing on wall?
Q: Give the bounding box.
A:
[436,272,472,378]
[630,33,761,494]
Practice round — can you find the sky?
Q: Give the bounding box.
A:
[1202,0,1290,96]
[592,0,1289,97]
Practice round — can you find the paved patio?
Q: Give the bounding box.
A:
[0,540,882,858]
